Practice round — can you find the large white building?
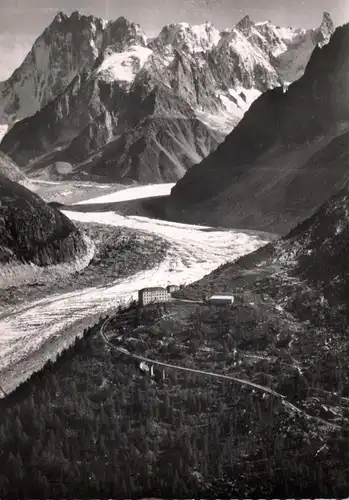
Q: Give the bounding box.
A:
[138,287,169,306]
[138,285,180,306]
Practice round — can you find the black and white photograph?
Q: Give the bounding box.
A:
[0,0,348,497]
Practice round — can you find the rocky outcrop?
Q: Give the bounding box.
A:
[83,116,222,184]
[168,23,349,234]
[0,173,92,288]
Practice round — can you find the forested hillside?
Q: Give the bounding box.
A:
[1,305,349,498]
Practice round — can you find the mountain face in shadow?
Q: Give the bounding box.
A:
[167,23,349,234]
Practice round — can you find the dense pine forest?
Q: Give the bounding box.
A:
[1,303,349,498]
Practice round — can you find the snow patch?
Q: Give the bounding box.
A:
[97,46,153,83]
[0,124,9,142]
[196,85,262,136]
[219,94,244,117]
[196,109,240,135]
[89,38,99,58]
[75,182,174,204]
[234,86,262,105]
[275,26,307,44]
[219,86,261,115]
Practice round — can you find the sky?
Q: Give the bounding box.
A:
[0,0,347,79]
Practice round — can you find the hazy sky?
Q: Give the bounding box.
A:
[0,0,347,79]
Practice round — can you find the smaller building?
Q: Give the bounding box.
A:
[138,287,169,307]
[166,284,180,294]
[207,295,234,306]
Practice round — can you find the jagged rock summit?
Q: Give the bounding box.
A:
[0,11,147,137]
[152,21,221,53]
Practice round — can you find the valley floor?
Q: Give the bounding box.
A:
[0,183,269,396]
[26,179,130,205]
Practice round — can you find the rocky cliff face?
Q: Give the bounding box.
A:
[70,86,223,183]
[0,173,92,288]
[0,11,334,184]
[168,23,349,234]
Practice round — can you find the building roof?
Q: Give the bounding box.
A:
[209,295,234,300]
[139,287,167,293]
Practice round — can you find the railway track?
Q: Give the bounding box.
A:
[101,313,342,430]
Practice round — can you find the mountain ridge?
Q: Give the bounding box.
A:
[0,10,334,184]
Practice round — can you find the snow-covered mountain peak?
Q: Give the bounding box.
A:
[153,21,221,53]
[270,12,335,83]
[91,17,150,87]
[0,9,336,173]
[255,20,272,26]
[245,12,334,54]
